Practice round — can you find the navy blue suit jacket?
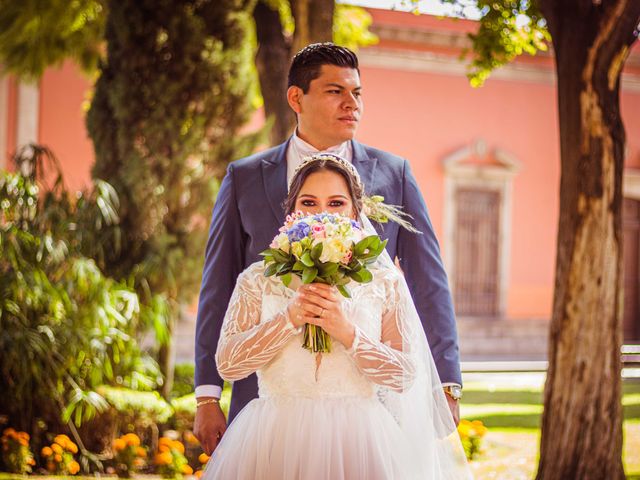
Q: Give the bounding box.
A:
[195,139,461,422]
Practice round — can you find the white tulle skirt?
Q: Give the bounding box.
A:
[203,395,420,480]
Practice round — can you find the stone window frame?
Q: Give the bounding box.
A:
[443,139,521,318]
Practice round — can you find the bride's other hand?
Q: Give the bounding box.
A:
[295,283,356,348]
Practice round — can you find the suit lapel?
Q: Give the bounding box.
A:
[351,140,377,194]
[261,140,289,225]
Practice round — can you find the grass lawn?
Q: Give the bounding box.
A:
[460,373,640,479]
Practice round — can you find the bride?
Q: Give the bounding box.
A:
[203,153,471,479]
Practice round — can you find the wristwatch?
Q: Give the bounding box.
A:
[443,385,462,401]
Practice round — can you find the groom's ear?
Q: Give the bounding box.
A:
[287,86,303,114]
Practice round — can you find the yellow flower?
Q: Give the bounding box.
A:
[172,440,185,454]
[198,453,210,464]
[182,465,194,475]
[69,460,81,475]
[113,438,126,451]
[51,443,63,455]
[42,446,53,457]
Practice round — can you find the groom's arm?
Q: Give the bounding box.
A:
[195,163,247,393]
[396,159,462,386]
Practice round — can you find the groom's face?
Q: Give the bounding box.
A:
[288,65,363,150]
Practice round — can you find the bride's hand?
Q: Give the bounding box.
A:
[293,283,356,349]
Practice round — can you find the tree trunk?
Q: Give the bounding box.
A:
[536,1,640,478]
[254,2,294,145]
[254,0,335,146]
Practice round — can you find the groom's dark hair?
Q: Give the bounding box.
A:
[288,43,359,93]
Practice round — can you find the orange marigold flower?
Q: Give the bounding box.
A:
[113,438,126,451]
[42,446,53,457]
[154,451,173,466]
[51,443,63,455]
[67,442,78,454]
[54,454,63,463]
[124,433,141,447]
[18,431,30,441]
[195,470,203,479]
[158,444,170,453]
[136,447,147,457]
[27,458,36,466]
[182,465,194,475]
[158,437,172,447]
[183,431,200,445]
[46,461,55,472]
[198,453,210,464]
[19,438,29,446]
[172,440,185,454]
[3,428,16,437]
[69,460,81,474]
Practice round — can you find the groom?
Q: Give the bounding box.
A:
[194,43,462,454]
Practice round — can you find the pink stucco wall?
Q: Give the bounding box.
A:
[39,60,94,191]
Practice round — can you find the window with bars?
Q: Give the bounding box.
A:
[453,188,501,317]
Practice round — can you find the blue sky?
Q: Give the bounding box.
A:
[339,0,481,19]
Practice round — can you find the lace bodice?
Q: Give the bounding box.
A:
[215,262,415,399]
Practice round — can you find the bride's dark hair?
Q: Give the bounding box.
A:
[284,157,364,218]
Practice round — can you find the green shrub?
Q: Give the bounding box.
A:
[0,146,168,446]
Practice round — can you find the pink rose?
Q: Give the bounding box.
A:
[311,224,326,239]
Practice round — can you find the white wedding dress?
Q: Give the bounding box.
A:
[203,260,471,480]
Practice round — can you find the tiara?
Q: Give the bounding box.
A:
[288,153,364,191]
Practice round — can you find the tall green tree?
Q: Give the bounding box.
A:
[440,1,640,477]
[86,0,264,397]
[0,0,266,397]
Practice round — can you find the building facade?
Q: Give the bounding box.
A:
[2,8,639,361]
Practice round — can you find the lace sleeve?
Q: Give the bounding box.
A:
[346,272,417,392]
[215,267,297,382]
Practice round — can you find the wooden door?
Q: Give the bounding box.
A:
[623,197,640,342]
[454,188,500,317]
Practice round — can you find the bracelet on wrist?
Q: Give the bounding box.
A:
[196,398,220,408]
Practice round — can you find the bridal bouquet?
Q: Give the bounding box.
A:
[260,211,387,353]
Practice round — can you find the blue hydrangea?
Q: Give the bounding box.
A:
[287,222,311,242]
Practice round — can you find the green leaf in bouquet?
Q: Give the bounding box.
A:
[292,260,306,271]
[281,272,292,287]
[318,262,339,276]
[348,268,373,283]
[276,263,291,274]
[302,267,318,284]
[263,255,274,264]
[310,242,323,261]
[354,236,375,256]
[259,247,276,257]
[334,274,351,286]
[272,249,291,263]
[301,251,315,267]
[264,262,280,277]
[337,284,351,298]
